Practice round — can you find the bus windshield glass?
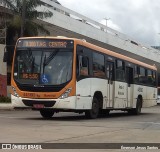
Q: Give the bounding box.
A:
[14,48,73,85]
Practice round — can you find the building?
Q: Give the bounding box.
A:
[0,6,12,96]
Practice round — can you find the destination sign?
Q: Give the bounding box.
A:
[20,73,39,80]
[17,39,74,48]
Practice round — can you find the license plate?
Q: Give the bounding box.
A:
[33,104,44,109]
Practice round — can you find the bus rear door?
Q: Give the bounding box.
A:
[106,61,114,107]
[126,67,133,107]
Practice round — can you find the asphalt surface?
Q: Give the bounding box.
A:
[0,105,160,151]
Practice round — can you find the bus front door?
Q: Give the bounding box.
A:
[106,62,114,107]
[126,67,133,107]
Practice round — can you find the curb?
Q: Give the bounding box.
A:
[0,103,13,110]
[0,103,32,111]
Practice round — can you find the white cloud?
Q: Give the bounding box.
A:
[58,0,160,46]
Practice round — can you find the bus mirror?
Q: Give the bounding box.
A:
[3,47,7,62]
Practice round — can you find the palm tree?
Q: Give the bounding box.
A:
[1,0,53,83]
[1,0,53,37]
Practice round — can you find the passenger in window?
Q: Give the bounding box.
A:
[78,56,89,76]
[80,67,88,76]
[93,64,105,78]
[94,70,105,77]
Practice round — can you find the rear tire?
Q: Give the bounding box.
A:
[85,97,99,119]
[128,98,142,115]
[40,109,54,118]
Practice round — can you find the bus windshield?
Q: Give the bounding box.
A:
[13,48,73,85]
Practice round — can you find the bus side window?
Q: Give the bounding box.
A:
[106,61,114,82]
[93,52,105,78]
[134,66,139,83]
[152,71,156,86]
[115,60,125,81]
[147,70,156,86]
[147,70,152,84]
[139,67,147,84]
[78,55,89,76]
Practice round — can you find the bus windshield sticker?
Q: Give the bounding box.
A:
[41,74,49,84]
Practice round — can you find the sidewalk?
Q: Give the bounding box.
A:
[0,103,13,110]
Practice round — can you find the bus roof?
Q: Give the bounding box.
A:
[18,37,157,71]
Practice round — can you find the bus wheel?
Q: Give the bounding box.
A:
[85,97,99,119]
[40,109,54,118]
[130,98,142,115]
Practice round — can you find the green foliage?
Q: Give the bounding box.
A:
[2,0,53,37]
[0,96,11,103]
[1,0,54,65]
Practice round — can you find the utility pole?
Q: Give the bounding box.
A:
[21,0,26,37]
[104,18,110,32]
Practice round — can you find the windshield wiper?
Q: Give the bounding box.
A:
[42,50,59,73]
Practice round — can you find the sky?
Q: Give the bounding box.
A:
[57,0,160,46]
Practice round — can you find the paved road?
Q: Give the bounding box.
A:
[0,105,160,151]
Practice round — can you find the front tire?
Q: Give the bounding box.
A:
[85,97,99,119]
[40,109,54,118]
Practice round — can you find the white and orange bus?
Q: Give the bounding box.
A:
[11,37,157,118]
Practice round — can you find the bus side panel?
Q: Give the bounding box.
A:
[132,84,146,108]
[76,78,92,109]
[132,85,156,108]
[144,87,157,107]
[114,81,127,108]
[90,78,108,109]
[129,84,134,107]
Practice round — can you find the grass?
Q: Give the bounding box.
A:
[0,96,11,103]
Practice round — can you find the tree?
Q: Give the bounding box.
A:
[1,0,53,38]
[1,0,53,84]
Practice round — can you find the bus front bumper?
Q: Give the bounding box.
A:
[11,94,77,110]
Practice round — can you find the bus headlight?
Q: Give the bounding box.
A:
[11,86,19,97]
[59,88,72,99]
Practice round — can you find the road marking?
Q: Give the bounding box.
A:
[136,121,160,125]
[0,115,32,119]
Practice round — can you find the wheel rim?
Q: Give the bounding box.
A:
[137,99,142,114]
[137,103,141,113]
[92,101,99,116]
